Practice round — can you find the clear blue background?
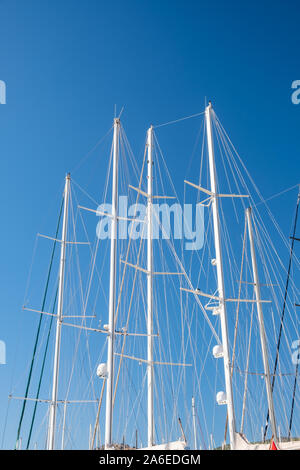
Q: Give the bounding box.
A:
[0,0,299,448]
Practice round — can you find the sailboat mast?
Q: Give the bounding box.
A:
[105,118,120,449]
[205,103,236,449]
[246,207,278,441]
[47,173,70,450]
[192,396,197,450]
[147,125,154,447]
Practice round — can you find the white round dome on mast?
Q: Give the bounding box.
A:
[96,363,107,378]
[212,344,224,358]
[216,391,227,405]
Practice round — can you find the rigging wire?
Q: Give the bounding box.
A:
[26,287,58,448]
[213,110,300,438]
[153,111,204,129]
[224,214,247,442]
[15,196,64,449]
[71,127,113,175]
[263,187,300,440]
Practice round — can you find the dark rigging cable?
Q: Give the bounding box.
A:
[15,197,64,449]
[263,186,300,441]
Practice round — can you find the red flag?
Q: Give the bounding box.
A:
[269,437,278,450]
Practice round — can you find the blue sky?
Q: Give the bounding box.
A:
[0,0,299,449]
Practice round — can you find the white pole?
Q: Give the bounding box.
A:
[105,118,120,449]
[192,396,197,450]
[61,401,67,450]
[89,424,92,450]
[47,173,70,450]
[205,103,236,449]
[246,207,277,441]
[240,306,254,433]
[147,125,154,447]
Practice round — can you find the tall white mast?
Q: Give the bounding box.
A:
[147,125,154,447]
[246,207,277,440]
[48,173,70,450]
[192,396,197,450]
[205,103,236,449]
[105,118,120,449]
